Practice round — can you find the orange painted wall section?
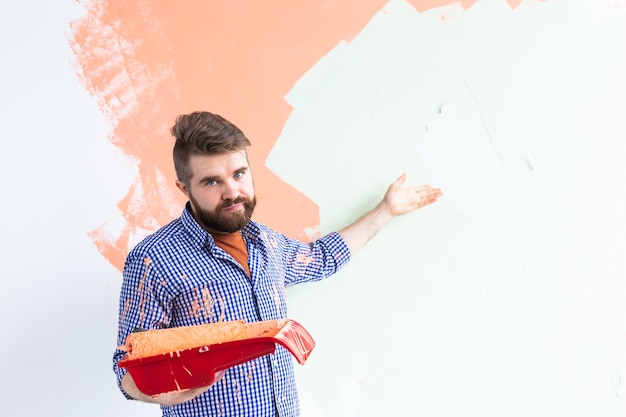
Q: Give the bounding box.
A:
[69,0,531,270]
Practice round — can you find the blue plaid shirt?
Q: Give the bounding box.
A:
[113,204,351,417]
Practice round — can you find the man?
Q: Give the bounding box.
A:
[113,111,443,416]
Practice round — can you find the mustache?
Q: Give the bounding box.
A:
[217,196,249,210]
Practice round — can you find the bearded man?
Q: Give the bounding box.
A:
[113,111,442,417]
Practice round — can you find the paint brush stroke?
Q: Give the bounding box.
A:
[407,0,537,12]
[69,0,529,270]
[267,0,538,218]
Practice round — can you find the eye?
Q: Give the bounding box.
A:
[205,179,218,187]
[234,171,244,180]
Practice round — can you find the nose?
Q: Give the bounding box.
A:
[222,179,239,201]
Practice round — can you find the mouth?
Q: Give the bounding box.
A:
[222,202,244,212]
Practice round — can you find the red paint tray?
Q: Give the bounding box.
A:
[118,319,315,396]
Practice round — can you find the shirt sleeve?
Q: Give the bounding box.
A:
[112,250,172,397]
[282,231,351,287]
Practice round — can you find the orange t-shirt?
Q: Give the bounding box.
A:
[211,231,251,277]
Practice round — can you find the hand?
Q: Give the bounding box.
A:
[337,173,442,256]
[151,370,226,406]
[152,386,213,406]
[121,370,225,406]
[381,173,443,217]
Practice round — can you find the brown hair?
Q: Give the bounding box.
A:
[171,111,251,185]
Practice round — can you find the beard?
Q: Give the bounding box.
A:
[189,193,256,233]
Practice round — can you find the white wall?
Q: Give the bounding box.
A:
[2,0,626,416]
[0,2,151,416]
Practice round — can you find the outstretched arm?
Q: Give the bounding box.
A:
[338,173,442,256]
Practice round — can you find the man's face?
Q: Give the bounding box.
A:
[176,150,256,233]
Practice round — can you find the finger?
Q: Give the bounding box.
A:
[411,185,434,193]
[416,187,442,204]
[392,172,408,188]
[416,186,442,195]
[420,187,442,196]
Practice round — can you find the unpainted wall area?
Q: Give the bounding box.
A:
[1,0,626,416]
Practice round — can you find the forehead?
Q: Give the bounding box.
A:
[188,150,249,179]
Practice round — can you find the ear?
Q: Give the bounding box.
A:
[175,180,190,198]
